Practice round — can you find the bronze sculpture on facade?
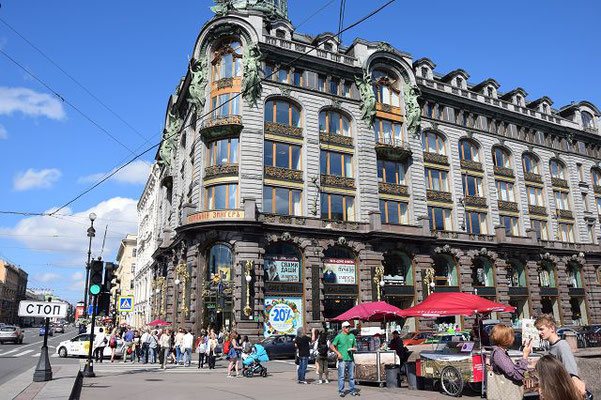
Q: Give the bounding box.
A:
[355,71,376,127]
[242,43,263,107]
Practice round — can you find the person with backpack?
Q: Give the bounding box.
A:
[109,328,119,363]
[313,328,330,384]
[94,327,108,363]
[535,314,588,398]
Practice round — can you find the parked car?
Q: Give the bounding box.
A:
[39,325,54,336]
[54,324,65,333]
[56,333,124,359]
[0,325,24,344]
[260,335,296,359]
[402,331,435,346]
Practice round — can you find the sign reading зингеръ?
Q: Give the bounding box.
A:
[187,210,245,224]
[18,301,68,318]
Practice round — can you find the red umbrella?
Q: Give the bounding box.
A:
[331,301,405,322]
[147,318,172,326]
[397,292,515,318]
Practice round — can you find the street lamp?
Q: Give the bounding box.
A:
[83,212,97,317]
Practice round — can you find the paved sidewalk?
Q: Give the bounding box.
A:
[80,360,463,400]
[1,363,80,400]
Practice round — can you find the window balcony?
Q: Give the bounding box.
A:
[426,190,453,203]
[528,204,548,216]
[200,115,243,140]
[375,102,402,115]
[375,137,412,162]
[320,174,355,189]
[423,151,449,166]
[264,166,303,182]
[493,165,515,179]
[264,121,303,139]
[464,195,487,208]
[319,132,354,149]
[378,182,409,196]
[498,200,519,213]
[460,159,483,172]
[524,172,543,184]
[556,209,574,220]
[204,164,239,179]
[551,177,569,189]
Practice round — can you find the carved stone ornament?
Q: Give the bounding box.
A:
[354,71,376,127]
[187,57,208,111]
[158,111,183,167]
[241,43,263,107]
[211,0,289,20]
[280,86,291,97]
[337,236,347,246]
[331,98,342,108]
[175,263,190,318]
[281,232,292,241]
[403,81,422,138]
[376,41,394,53]
[434,244,460,257]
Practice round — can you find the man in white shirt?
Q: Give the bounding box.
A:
[182,329,194,367]
[174,328,185,365]
[140,329,150,364]
[93,327,107,363]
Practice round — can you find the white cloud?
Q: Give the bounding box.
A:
[13,168,61,191]
[78,160,151,185]
[0,124,6,139]
[68,271,85,292]
[34,272,61,282]
[0,197,138,262]
[0,87,66,120]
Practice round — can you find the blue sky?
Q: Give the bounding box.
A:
[0,0,599,303]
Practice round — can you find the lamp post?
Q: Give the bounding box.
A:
[83,212,97,318]
[373,265,385,302]
[243,260,253,317]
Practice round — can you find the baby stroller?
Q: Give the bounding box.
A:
[242,344,269,377]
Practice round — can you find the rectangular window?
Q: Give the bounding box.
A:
[206,184,238,210]
[208,138,239,166]
[292,70,303,86]
[597,197,601,215]
[527,186,544,206]
[264,141,301,170]
[211,92,240,118]
[428,206,452,231]
[318,75,327,91]
[321,192,355,221]
[377,160,406,184]
[374,118,403,146]
[531,219,549,240]
[379,200,409,225]
[132,248,137,257]
[466,211,487,234]
[501,215,520,237]
[554,191,570,210]
[588,225,595,243]
[343,82,352,98]
[265,63,274,80]
[462,174,483,197]
[277,67,289,83]
[583,193,590,212]
[496,181,515,202]
[329,78,339,95]
[577,163,584,181]
[425,168,449,192]
[263,186,302,216]
[320,150,353,178]
[558,223,575,242]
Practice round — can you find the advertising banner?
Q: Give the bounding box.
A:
[323,258,356,285]
[264,257,300,282]
[263,297,303,337]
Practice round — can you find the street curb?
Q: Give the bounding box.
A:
[0,366,36,400]
[69,370,83,400]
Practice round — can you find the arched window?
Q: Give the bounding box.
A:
[422,131,446,155]
[537,261,556,288]
[472,257,494,287]
[208,244,233,281]
[492,147,511,168]
[372,69,401,107]
[582,111,594,129]
[382,251,413,285]
[592,168,601,186]
[433,254,458,286]
[374,118,403,145]
[507,260,527,287]
[522,153,540,174]
[212,40,242,81]
[265,99,301,127]
[264,242,302,283]
[549,159,566,180]
[319,110,351,136]
[458,139,480,162]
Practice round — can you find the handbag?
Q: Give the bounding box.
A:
[486,370,524,400]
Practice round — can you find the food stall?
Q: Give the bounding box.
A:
[331,301,405,387]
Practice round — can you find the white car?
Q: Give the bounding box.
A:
[56,333,124,359]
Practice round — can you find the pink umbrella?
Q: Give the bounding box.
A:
[331,301,405,322]
[397,292,515,317]
[147,318,172,326]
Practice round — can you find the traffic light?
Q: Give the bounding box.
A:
[89,260,104,295]
[97,291,110,316]
[103,262,116,292]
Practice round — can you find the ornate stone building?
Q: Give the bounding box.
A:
[141,0,601,336]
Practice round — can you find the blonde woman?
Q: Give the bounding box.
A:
[108,328,119,363]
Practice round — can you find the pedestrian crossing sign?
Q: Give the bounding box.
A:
[118,296,134,312]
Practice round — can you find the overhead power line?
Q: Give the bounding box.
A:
[1,0,397,217]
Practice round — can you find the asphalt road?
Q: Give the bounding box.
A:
[0,326,82,386]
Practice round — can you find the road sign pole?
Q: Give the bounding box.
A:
[33,299,52,382]
[83,295,97,378]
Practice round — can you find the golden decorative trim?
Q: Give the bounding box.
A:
[528,204,548,216]
[264,166,303,182]
[319,132,354,148]
[426,190,453,203]
[204,164,239,179]
[320,174,355,189]
[524,172,543,184]
[378,182,409,196]
[493,165,515,179]
[498,200,519,213]
[551,178,569,189]
[264,121,303,138]
[460,159,483,172]
[423,152,449,166]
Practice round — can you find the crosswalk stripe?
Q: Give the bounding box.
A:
[32,352,40,357]
[0,348,21,356]
[51,353,58,358]
[13,350,34,357]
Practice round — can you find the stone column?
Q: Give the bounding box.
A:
[234,240,263,340]
[584,264,601,324]
[556,260,572,324]
[305,241,323,331]
[414,253,434,331]
[526,260,542,317]
[494,258,511,324]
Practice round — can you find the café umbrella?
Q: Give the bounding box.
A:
[147,318,172,326]
[331,301,404,322]
[396,292,515,317]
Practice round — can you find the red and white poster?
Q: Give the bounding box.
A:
[323,258,356,285]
